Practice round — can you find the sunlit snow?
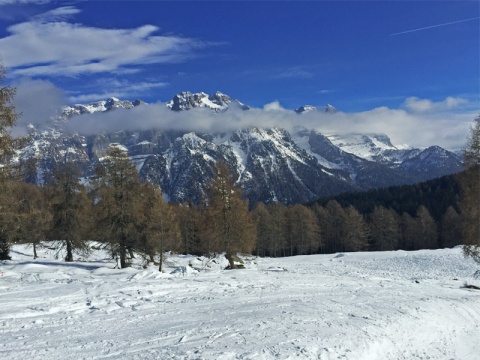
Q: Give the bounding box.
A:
[1,244,479,359]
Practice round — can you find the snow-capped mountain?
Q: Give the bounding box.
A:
[294,104,338,114]
[398,146,464,181]
[62,97,144,118]
[327,133,421,165]
[16,92,463,205]
[166,91,249,112]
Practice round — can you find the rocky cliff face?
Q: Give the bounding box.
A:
[15,92,463,206]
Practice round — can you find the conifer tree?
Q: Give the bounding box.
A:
[285,204,321,255]
[343,205,369,252]
[0,63,19,260]
[94,145,145,268]
[142,183,181,271]
[201,162,256,268]
[323,200,347,253]
[311,203,328,254]
[252,202,273,257]
[415,205,438,250]
[268,202,287,257]
[440,206,462,248]
[47,163,91,262]
[177,201,200,256]
[369,206,401,251]
[400,212,417,250]
[460,114,480,261]
[14,183,52,258]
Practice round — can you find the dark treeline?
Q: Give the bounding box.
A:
[312,173,461,222]
[253,199,462,257]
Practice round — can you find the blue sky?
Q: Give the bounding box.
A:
[0,0,479,148]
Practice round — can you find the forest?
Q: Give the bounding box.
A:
[0,64,479,268]
[0,145,475,268]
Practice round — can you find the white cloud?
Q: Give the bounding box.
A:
[32,6,80,22]
[263,101,285,111]
[67,80,169,103]
[0,7,212,76]
[0,0,51,4]
[11,79,474,149]
[64,99,475,149]
[12,78,66,135]
[402,96,469,113]
[274,68,313,79]
[319,89,335,94]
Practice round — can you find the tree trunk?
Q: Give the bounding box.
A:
[33,242,38,259]
[225,252,236,269]
[184,226,189,255]
[0,240,11,260]
[158,242,164,272]
[65,240,73,262]
[128,246,135,259]
[120,245,128,268]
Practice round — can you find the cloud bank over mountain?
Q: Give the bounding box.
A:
[12,78,66,136]
[12,78,475,149]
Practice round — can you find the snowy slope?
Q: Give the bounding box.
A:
[1,244,479,360]
[327,133,421,164]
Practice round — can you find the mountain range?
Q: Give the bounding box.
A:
[16,91,463,206]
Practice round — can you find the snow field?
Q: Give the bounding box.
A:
[1,245,479,360]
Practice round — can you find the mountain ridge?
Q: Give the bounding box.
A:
[15,91,463,206]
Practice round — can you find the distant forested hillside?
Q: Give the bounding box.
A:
[312,173,461,222]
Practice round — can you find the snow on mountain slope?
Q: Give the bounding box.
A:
[292,129,418,189]
[62,97,143,118]
[327,133,421,164]
[15,93,464,206]
[227,127,352,203]
[1,244,479,360]
[292,128,342,170]
[399,145,464,181]
[294,104,338,114]
[166,91,249,112]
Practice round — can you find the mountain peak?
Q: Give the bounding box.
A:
[324,104,338,113]
[294,105,316,114]
[295,104,338,114]
[166,91,249,112]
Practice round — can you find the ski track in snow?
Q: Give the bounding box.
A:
[1,246,479,360]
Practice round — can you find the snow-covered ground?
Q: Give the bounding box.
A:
[1,244,479,360]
